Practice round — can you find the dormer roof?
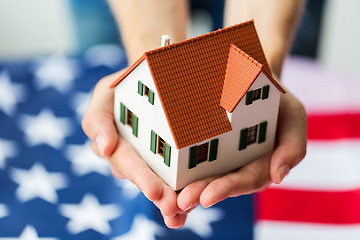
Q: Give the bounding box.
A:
[220,44,285,113]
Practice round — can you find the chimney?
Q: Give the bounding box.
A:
[161,35,171,47]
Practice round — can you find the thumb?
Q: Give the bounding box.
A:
[82,72,123,157]
[270,93,307,184]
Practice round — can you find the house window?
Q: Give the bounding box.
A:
[196,142,209,164]
[127,109,133,126]
[157,136,165,157]
[247,125,258,145]
[239,121,267,150]
[150,130,171,167]
[119,103,138,137]
[144,85,149,97]
[245,85,270,105]
[253,88,261,101]
[188,139,219,169]
[138,80,155,105]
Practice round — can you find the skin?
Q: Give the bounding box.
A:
[82,0,307,228]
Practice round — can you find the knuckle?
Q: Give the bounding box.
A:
[248,169,271,192]
[253,178,271,192]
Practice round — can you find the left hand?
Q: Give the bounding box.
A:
[163,90,307,228]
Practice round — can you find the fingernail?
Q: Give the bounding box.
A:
[185,203,199,214]
[143,192,153,201]
[96,135,106,157]
[276,165,290,184]
[204,202,214,208]
[185,203,193,211]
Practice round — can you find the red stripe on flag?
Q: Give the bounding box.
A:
[307,112,360,140]
[256,188,360,224]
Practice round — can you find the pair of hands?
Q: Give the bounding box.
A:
[82,69,307,228]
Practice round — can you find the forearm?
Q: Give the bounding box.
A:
[108,0,189,63]
[224,0,305,77]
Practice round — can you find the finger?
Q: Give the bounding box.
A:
[163,213,187,229]
[110,167,125,179]
[108,137,164,202]
[91,140,101,157]
[177,176,216,211]
[199,154,272,208]
[271,92,307,184]
[153,184,181,218]
[82,71,124,157]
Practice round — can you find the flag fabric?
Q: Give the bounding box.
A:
[0,46,359,239]
[255,57,360,240]
[0,45,253,240]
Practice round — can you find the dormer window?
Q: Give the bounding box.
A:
[138,80,155,105]
[245,85,270,105]
[252,88,261,101]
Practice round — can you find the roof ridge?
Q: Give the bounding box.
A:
[145,20,255,56]
[229,43,263,69]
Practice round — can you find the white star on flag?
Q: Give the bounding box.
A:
[18,109,73,149]
[71,91,91,121]
[113,215,164,240]
[34,54,79,93]
[115,179,141,200]
[0,204,9,219]
[0,225,57,240]
[182,206,224,238]
[0,138,16,169]
[59,194,122,235]
[66,140,110,176]
[10,163,68,203]
[0,71,26,116]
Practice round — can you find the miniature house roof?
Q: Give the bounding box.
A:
[220,44,285,113]
[111,20,285,149]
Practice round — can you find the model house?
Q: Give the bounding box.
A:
[110,20,286,190]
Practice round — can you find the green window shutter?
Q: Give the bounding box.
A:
[132,114,138,137]
[188,146,198,169]
[209,139,219,161]
[148,89,155,105]
[258,121,268,143]
[150,130,157,154]
[120,103,125,124]
[164,143,171,167]
[246,90,254,105]
[138,81,143,96]
[262,85,270,100]
[239,128,249,150]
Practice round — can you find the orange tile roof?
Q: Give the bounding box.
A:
[220,44,264,112]
[111,20,284,149]
[220,44,286,113]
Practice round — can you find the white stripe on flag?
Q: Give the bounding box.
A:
[255,221,360,240]
[273,139,360,191]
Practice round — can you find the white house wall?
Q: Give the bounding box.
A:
[114,59,179,189]
[176,72,281,190]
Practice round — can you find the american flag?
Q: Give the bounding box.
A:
[0,45,359,239]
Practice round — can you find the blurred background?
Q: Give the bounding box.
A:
[0,0,359,74]
[0,0,359,239]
